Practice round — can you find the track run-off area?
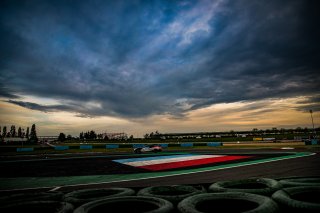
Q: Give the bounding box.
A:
[0,148,319,192]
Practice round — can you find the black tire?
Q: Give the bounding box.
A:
[137,185,206,204]
[0,201,74,213]
[64,187,135,207]
[209,178,282,195]
[0,191,64,205]
[178,192,279,213]
[134,148,142,154]
[74,196,174,213]
[278,177,320,187]
[272,186,320,212]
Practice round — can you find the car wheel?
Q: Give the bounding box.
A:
[134,148,142,154]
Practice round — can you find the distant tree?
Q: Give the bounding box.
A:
[18,127,22,138]
[26,127,30,139]
[272,127,278,134]
[149,132,154,139]
[89,130,96,139]
[129,135,134,141]
[2,126,7,138]
[229,130,235,136]
[97,134,103,140]
[10,125,16,137]
[29,124,38,143]
[58,133,66,142]
[144,134,149,139]
[67,134,72,140]
[79,132,84,140]
[84,131,89,139]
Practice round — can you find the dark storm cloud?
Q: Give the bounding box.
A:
[6,100,74,112]
[1,0,319,118]
[295,95,320,112]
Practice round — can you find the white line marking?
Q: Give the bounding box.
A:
[49,187,61,192]
[124,155,224,167]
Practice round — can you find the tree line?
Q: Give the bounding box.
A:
[58,130,101,142]
[1,124,38,143]
[58,130,132,142]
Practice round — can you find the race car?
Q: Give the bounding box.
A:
[134,144,162,154]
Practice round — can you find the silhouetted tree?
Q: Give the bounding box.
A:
[10,125,16,137]
[2,126,7,138]
[26,127,29,139]
[18,127,22,138]
[79,132,84,140]
[89,130,96,139]
[58,133,66,142]
[29,124,38,143]
[84,131,89,139]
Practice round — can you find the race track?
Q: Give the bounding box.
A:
[0,148,319,193]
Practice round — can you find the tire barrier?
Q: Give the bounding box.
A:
[80,145,92,150]
[106,144,119,149]
[64,187,135,207]
[16,147,34,152]
[74,196,174,213]
[278,177,320,187]
[55,146,69,151]
[181,143,193,147]
[177,192,280,213]
[0,191,64,205]
[207,142,222,147]
[0,201,74,213]
[209,178,282,195]
[137,185,206,204]
[272,186,320,212]
[3,181,319,212]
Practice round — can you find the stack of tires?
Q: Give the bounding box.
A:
[1,177,320,212]
[0,191,74,213]
[178,178,281,213]
[64,187,135,208]
[73,185,205,213]
[272,176,320,212]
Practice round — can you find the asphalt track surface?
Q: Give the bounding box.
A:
[0,147,319,193]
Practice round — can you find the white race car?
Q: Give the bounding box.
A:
[134,144,162,154]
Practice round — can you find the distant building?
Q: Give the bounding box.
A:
[3,137,28,143]
[102,132,128,140]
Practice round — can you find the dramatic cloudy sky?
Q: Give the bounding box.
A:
[0,0,319,136]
